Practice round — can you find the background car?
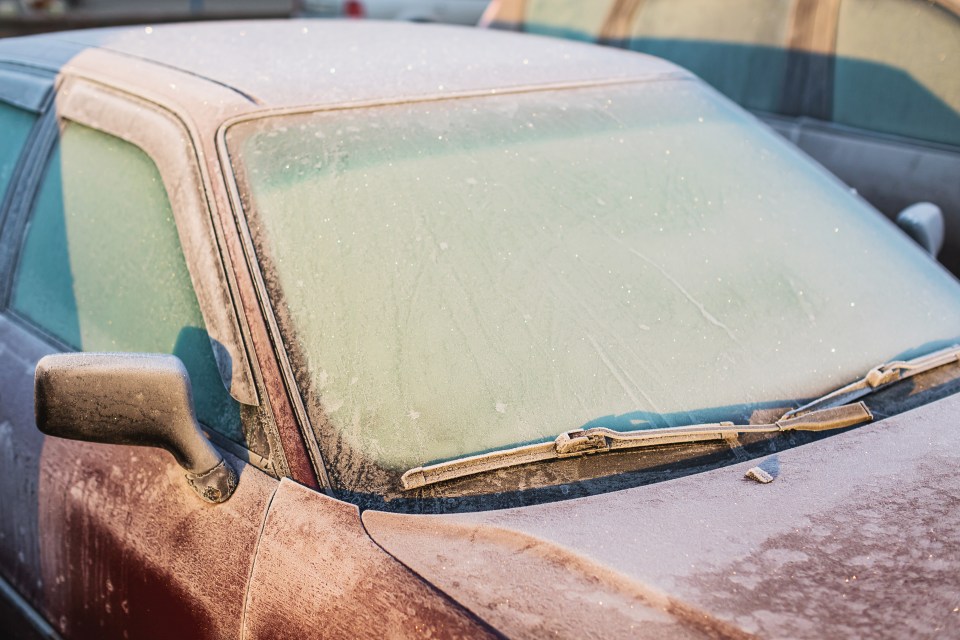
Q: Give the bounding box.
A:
[301,0,489,23]
[482,0,960,275]
[1,19,960,639]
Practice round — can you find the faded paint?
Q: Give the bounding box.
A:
[242,478,497,640]
[1,19,958,639]
[38,438,276,639]
[0,317,53,609]
[361,513,745,639]
[364,391,960,639]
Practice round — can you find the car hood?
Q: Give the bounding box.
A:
[362,392,960,639]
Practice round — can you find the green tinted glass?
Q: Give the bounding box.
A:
[229,80,960,498]
[12,123,241,441]
[0,101,36,203]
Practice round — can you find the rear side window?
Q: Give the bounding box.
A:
[628,0,793,113]
[11,122,242,442]
[0,101,36,202]
[834,0,960,146]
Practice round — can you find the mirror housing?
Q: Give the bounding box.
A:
[896,202,944,257]
[35,352,237,503]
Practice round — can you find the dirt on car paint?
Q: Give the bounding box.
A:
[242,478,499,640]
[361,511,747,640]
[37,436,276,639]
[365,391,960,639]
[676,456,960,638]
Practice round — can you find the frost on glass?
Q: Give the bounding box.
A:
[12,123,241,442]
[0,101,36,202]
[229,80,960,492]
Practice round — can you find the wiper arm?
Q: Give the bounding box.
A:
[400,402,872,491]
[781,345,960,419]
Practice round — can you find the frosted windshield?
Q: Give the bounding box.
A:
[227,80,960,495]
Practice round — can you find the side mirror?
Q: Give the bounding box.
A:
[35,352,237,503]
[896,202,944,257]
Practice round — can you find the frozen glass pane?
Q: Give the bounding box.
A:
[229,80,960,495]
[12,123,241,441]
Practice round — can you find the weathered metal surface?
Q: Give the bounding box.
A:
[38,438,277,639]
[34,352,240,504]
[0,570,60,639]
[1,20,688,110]
[242,478,498,640]
[361,512,742,640]
[35,354,227,473]
[0,317,53,611]
[0,319,276,639]
[365,391,960,639]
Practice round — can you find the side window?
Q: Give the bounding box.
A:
[10,122,243,442]
[834,0,960,146]
[0,100,36,202]
[628,0,793,113]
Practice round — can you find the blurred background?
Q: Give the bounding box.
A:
[1,0,957,274]
[0,0,494,36]
[0,0,295,37]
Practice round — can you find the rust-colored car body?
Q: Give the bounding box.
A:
[0,20,958,640]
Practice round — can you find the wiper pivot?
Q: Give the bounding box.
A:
[782,345,960,418]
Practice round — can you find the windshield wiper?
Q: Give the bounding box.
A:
[401,346,960,491]
[400,402,872,490]
[780,344,960,419]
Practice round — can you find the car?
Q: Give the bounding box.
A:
[1,19,960,640]
[300,0,489,24]
[481,0,960,275]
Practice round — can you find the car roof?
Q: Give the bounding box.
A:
[0,19,691,109]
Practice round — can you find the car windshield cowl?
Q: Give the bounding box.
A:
[782,344,960,418]
[400,402,873,490]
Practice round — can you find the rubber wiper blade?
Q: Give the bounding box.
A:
[781,345,960,419]
[400,402,872,491]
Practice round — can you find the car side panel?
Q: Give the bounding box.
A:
[0,316,52,610]
[242,478,498,640]
[0,314,278,639]
[37,432,277,639]
[0,69,284,636]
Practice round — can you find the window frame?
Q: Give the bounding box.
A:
[0,65,55,292]
[0,73,284,473]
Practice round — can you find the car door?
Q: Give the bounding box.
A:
[0,72,280,639]
[0,62,56,639]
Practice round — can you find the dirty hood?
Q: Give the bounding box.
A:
[362,392,960,639]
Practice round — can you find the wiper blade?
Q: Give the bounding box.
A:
[781,345,960,419]
[400,402,872,491]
